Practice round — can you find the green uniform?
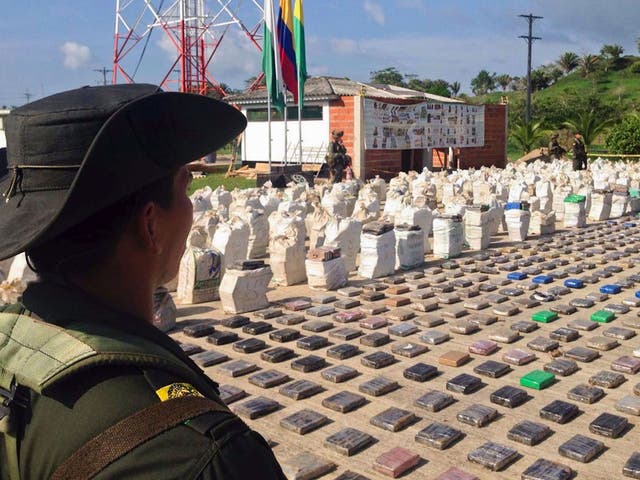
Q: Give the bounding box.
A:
[1,280,286,479]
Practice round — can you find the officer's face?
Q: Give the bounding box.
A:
[158,166,193,284]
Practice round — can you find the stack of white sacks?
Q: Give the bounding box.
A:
[106,156,640,312]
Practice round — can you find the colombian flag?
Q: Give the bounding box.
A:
[277,0,298,103]
[294,0,307,108]
[262,0,284,111]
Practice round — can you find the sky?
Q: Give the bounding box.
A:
[1,0,639,107]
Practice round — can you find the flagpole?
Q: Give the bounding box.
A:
[297,68,302,164]
[267,84,272,172]
[283,97,288,167]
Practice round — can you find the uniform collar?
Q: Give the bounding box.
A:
[21,279,218,392]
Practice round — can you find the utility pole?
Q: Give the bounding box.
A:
[23,90,33,104]
[94,67,113,86]
[519,13,542,125]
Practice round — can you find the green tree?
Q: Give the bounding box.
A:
[530,67,552,91]
[407,78,451,97]
[580,54,601,76]
[563,109,615,147]
[449,81,461,97]
[606,114,640,154]
[510,121,547,154]
[557,52,579,74]
[600,44,625,71]
[370,67,405,86]
[470,70,496,95]
[496,74,512,91]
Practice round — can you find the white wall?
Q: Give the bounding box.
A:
[241,103,330,164]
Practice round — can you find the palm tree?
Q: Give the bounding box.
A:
[449,81,461,97]
[579,54,600,76]
[600,44,624,71]
[510,121,546,154]
[470,70,496,95]
[495,74,512,91]
[557,52,579,74]
[562,109,615,148]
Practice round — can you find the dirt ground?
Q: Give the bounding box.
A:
[172,219,640,480]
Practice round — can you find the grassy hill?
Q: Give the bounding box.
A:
[471,55,640,110]
[468,56,640,160]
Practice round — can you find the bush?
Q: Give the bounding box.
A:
[606,115,640,154]
[629,61,640,74]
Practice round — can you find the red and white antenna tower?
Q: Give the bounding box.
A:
[113,0,264,96]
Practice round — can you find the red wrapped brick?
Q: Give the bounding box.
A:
[372,447,419,478]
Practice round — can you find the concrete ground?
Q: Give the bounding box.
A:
[172,218,640,480]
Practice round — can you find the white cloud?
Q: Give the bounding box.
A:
[330,38,359,55]
[363,0,385,25]
[60,42,91,69]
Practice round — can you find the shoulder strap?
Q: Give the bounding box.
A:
[50,396,231,480]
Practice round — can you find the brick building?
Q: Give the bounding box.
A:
[227,76,507,180]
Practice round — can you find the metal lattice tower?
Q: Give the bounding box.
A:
[113,0,264,96]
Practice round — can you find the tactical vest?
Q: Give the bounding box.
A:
[0,306,226,480]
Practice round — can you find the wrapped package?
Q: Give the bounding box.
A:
[237,207,269,258]
[358,229,396,279]
[432,215,464,259]
[396,205,433,253]
[269,211,307,286]
[563,195,587,228]
[504,208,531,242]
[306,257,348,291]
[307,204,331,249]
[395,226,424,270]
[464,207,491,250]
[211,216,250,273]
[325,218,362,273]
[219,266,273,314]
[177,246,222,304]
[530,211,556,236]
[7,253,38,285]
[369,175,387,202]
[588,191,612,221]
[610,192,629,218]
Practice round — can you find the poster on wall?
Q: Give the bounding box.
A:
[364,99,485,150]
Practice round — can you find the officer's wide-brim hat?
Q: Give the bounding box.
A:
[0,84,246,260]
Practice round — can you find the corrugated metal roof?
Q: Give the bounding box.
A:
[225,76,463,104]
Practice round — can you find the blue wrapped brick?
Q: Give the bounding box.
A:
[507,272,528,281]
[532,275,553,285]
[600,284,622,294]
[564,278,584,289]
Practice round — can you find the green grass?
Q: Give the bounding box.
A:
[188,172,256,195]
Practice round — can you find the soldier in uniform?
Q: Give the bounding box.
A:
[0,85,286,479]
[548,133,566,160]
[325,130,351,183]
[571,132,588,171]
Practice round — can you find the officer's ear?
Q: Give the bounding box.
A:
[133,201,163,255]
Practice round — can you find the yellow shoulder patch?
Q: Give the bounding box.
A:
[155,382,204,401]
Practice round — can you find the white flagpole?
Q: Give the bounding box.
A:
[297,70,302,164]
[267,84,272,172]
[283,97,288,166]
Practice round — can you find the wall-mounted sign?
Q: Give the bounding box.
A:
[364,99,485,150]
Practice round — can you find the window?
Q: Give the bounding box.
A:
[246,105,323,122]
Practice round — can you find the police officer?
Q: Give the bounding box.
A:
[548,133,566,160]
[325,130,350,183]
[0,85,286,479]
[571,132,588,170]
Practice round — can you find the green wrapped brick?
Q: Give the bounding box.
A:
[520,370,555,390]
[630,188,640,198]
[591,310,616,323]
[531,310,559,323]
[564,194,586,203]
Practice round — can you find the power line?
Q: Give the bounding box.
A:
[519,13,542,125]
[94,67,114,86]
